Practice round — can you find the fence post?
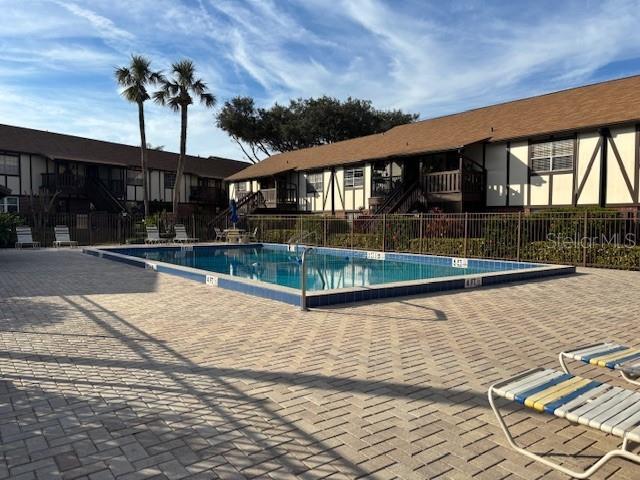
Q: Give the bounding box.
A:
[349,217,356,250]
[582,210,588,267]
[382,214,386,252]
[88,212,93,245]
[516,211,522,262]
[463,212,468,257]
[419,213,423,254]
[323,215,327,246]
[192,213,196,239]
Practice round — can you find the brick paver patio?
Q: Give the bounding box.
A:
[0,249,639,480]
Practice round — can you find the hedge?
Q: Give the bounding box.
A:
[328,233,383,250]
[522,241,640,269]
[409,238,485,256]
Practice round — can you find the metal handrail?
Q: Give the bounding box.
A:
[300,246,315,311]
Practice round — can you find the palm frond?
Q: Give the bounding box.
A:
[173,59,195,86]
[114,66,132,86]
[199,92,216,108]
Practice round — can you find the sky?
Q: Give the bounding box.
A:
[3,0,640,164]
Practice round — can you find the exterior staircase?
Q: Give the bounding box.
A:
[208,190,265,230]
[374,180,426,215]
[85,177,126,213]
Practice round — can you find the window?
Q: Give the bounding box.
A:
[530,139,574,173]
[344,167,364,188]
[0,154,19,176]
[0,196,18,213]
[237,182,247,192]
[127,169,143,186]
[164,172,176,189]
[306,172,323,195]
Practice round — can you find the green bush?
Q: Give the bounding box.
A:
[409,238,485,256]
[0,213,20,247]
[262,229,297,243]
[522,241,640,269]
[328,233,383,250]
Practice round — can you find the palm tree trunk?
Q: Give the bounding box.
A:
[138,101,150,217]
[173,104,188,214]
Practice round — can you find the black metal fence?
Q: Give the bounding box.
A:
[11,211,640,270]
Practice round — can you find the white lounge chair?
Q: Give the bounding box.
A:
[560,342,640,386]
[173,224,198,243]
[15,226,40,249]
[248,227,258,242]
[144,225,166,244]
[214,227,227,242]
[489,368,640,478]
[53,225,78,248]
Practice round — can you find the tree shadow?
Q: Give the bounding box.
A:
[0,250,159,297]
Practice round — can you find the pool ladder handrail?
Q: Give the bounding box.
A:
[300,246,315,311]
[287,230,319,252]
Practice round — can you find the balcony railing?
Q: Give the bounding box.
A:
[190,186,226,205]
[42,173,124,198]
[423,170,484,194]
[41,173,86,194]
[260,187,297,209]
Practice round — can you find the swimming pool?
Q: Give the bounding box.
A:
[85,243,575,307]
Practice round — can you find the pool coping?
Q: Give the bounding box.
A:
[83,244,576,308]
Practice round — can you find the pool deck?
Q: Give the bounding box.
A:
[0,248,639,479]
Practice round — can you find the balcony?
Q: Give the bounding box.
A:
[260,186,297,209]
[190,186,226,206]
[41,173,86,195]
[423,170,483,192]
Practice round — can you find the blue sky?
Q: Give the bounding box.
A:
[3,0,640,163]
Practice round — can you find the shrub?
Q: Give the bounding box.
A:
[0,213,20,247]
[522,241,640,270]
[262,229,297,243]
[328,233,383,250]
[409,238,485,257]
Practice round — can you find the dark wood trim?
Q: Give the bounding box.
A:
[29,154,33,195]
[505,141,510,207]
[548,172,553,205]
[608,132,634,199]
[635,124,640,204]
[572,134,578,206]
[599,128,609,207]
[575,137,602,202]
[331,167,336,215]
[527,141,531,207]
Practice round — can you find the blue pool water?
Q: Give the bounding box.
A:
[110,244,531,292]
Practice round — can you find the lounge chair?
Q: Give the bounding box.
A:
[560,342,640,386]
[15,226,40,249]
[214,227,227,242]
[248,227,258,242]
[489,367,640,478]
[53,225,78,248]
[145,225,166,244]
[173,224,198,244]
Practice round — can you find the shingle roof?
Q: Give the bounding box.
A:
[228,74,640,181]
[0,124,249,179]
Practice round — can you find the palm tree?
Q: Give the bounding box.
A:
[115,55,162,217]
[153,60,215,214]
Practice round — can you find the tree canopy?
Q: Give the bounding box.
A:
[216,96,419,163]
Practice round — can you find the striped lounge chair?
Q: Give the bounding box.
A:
[489,368,640,478]
[560,342,640,386]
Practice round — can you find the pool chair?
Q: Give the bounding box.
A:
[489,368,640,478]
[173,224,198,244]
[248,227,258,242]
[214,227,227,242]
[559,342,640,386]
[144,225,166,244]
[15,226,40,249]
[53,225,78,248]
